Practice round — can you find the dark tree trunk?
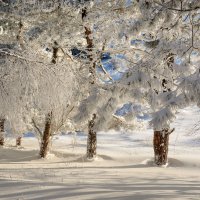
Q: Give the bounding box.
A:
[153,128,174,166]
[16,136,22,146]
[0,119,5,146]
[84,25,96,84]
[87,114,97,159]
[51,41,59,64]
[82,8,98,159]
[39,112,52,158]
[82,7,96,85]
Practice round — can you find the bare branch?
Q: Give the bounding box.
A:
[32,119,43,137]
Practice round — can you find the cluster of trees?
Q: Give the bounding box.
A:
[0,0,199,165]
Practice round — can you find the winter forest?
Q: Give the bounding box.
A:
[0,0,200,199]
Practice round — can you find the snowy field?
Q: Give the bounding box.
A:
[0,106,200,200]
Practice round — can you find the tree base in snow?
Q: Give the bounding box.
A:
[87,114,97,159]
[16,137,22,146]
[86,133,97,159]
[153,129,170,166]
[0,137,4,146]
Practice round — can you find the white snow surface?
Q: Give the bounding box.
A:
[0,106,200,200]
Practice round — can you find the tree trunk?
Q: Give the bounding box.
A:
[39,112,52,158]
[16,136,22,146]
[153,129,172,166]
[82,8,98,159]
[0,119,5,146]
[87,114,97,159]
[153,53,175,166]
[51,41,59,64]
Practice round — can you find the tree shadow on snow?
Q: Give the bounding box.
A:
[0,176,200,200]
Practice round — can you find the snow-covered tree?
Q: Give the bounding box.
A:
[73,0,140,159]
[129,0,200,165]
[0,1,86,157]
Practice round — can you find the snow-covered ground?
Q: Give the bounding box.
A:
[0,106,200,200]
